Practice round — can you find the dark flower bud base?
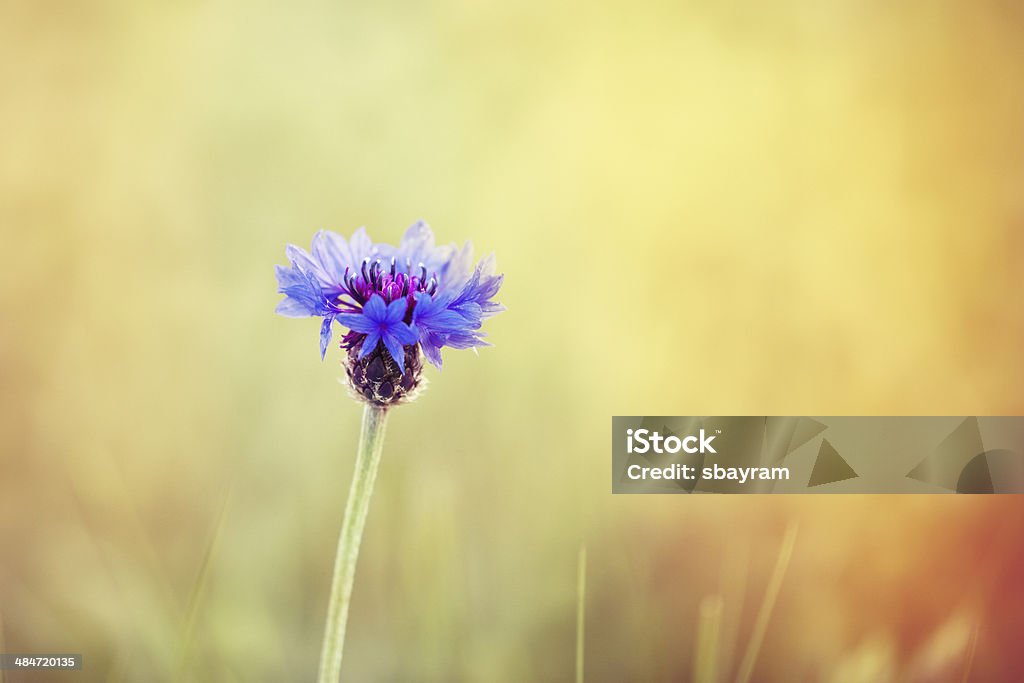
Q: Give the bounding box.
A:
[345,341,424,407]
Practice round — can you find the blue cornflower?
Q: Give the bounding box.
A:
[275,221,504,405]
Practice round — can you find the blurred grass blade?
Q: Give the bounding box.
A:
[176,485,233,680]
[694,595,724,683]
[576,545,587,683]
[718,541,748,682]
[734,523,798,683]
[1,607,6,683]
[960,620,979,683]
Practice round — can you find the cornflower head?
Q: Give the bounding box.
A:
[275,221,504,407]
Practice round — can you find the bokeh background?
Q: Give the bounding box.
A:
[3,0,1024,680]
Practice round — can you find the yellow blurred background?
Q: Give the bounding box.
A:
[2,0,1023,680]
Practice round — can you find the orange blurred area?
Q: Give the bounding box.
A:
[2,0,1023,680]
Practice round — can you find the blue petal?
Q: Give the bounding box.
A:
[285,244,322,275]
[276,297,317,318]
[411,293,462,329]
[451,301,483,326]
[453,256,502,305]
[398,220,435,257]
[434,241,474,297]
[481,301,506,317]
[319,316,335,360]
[381,332,407,374]
[384,297,408,324]
[390,220,460,277]
[336,311,377,334]
[392,321,419,345]
[420,334,444,368]
[424,310,468,333]
[348,227,376,265]
[275,265,332,318]
[275,264,306,291]
[362,294,388,323]
[445,331,491,349]
[311,230,350,283]
[359,330,381,359]
[285,239,347,297]
[412,291,442,316]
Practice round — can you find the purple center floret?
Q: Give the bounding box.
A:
[340,258,440,307]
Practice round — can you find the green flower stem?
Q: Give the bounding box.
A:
[317,404,389,683]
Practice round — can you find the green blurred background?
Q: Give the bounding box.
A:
[2,0,1024,680]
